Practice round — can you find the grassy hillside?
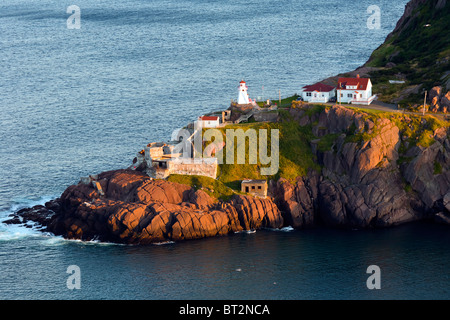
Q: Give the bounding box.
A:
[167,174,236,201]
[365,0,450,105]
[214,116,320,189]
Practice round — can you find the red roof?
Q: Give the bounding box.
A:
[338,77,370,90]
[302,82,335,92]
[199,116,219,121]
[240,80,246,84]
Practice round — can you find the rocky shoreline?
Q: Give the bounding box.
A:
[4,169,285,244]
[4,104,450,244]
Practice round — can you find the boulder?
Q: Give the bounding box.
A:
[441,92,450,110]
[429,86,442,101]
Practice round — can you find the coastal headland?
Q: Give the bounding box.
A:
[4,0,450,244]
[5,103,449,244]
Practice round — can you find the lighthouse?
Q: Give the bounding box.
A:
[237,80,250,105]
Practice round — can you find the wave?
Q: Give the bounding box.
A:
[0,196,54,242]
[268,226,295,232]
[2,195,56,214]
[0,196,121,246]
[152,241,176,246]
[234,229,257,234]
[53,238,127,247]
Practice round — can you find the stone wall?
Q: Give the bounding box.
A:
[253,111,278,122]
[169,158,218,179]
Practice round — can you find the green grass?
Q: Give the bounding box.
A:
[343,109,449,149]
[404,183,413,193]
[202,111,321,189]
[212,122,276,189]
[417,129,436,147]
[167,174,236,201]
[347,106,388,117]
[433,161,443,175]
[317,133,340,152]
[388,114,448,148]
[275,120,321,182]
[258,95,300,108]
[366,36,398,68]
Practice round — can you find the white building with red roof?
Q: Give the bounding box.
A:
[196,115,220,128]
[301,82,336,103]
[337,75,376,105]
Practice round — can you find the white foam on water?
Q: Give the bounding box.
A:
[0,222,43,241]
[7,195,56,213]
[268,226,295,232]
[49,238,127,247]
[152,241,176,246]
[234,230,257,234]
[0,195,59,243]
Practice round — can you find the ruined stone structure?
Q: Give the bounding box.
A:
[168,158,218,178]
[136,140,218,179]
[241,180,268,198]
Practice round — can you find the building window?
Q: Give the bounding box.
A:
[306,92,312,97]
[348,94,353,98]
[258,186,262,190]
[360,94,363,98]
[252,186,255,190]
[340,93,343,97]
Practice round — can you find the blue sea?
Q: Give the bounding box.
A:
[1,0,449,300]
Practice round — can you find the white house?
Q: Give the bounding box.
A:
[196,115,220,128]
[301,82,336,103]
[337,75,376,105]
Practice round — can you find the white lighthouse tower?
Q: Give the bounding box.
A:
[237,80,250,105]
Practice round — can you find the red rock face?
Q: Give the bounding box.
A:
[278,105,450,229]
[7,105,450,244]
[48,170,284,244]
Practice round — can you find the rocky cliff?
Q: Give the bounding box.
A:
[274,104,450,229]
[6,105,449,244]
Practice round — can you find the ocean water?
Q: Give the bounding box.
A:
[1,0,449,300]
